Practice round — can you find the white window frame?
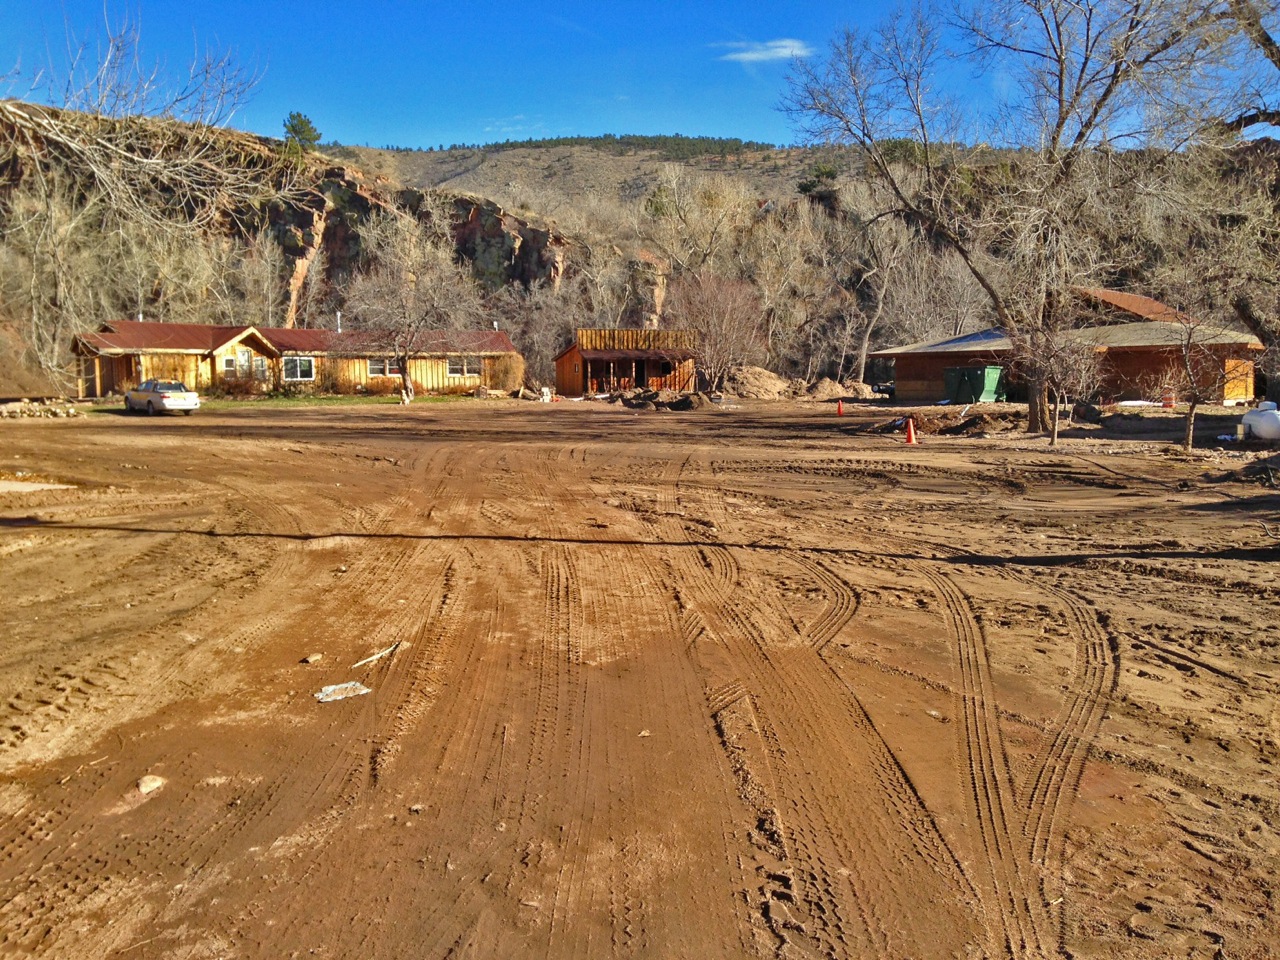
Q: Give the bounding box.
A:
[283,356,315,381]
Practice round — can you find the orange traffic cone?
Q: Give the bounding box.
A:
[837,399,844,417]
[905,417,919,445]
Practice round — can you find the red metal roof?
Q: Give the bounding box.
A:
[75,320,519,358]
[79,320,260,354]
[1071,287,1191,324]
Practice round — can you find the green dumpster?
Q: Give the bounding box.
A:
[943,366,1005,403]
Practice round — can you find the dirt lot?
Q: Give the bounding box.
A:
[1,400,1278,960]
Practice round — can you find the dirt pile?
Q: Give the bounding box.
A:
[724,365,789,399]
[805,378,845,401]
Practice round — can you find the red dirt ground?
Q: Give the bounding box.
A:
[1,400,1277,959]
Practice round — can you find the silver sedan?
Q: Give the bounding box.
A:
[124,380,201,415]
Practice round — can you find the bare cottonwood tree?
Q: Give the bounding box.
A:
[344,205,484,403]
[665,272,765,392]
[0,17,297,386]
[640,166,757,277]
[786,0,1233,432]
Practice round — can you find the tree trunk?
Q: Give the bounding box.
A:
[853,322,874,384]
[1050,392,1061,446]
[399,358,414,405]
[1183,400,1198,451]
[1027,379,1051,433]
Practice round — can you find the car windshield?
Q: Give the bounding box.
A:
[156,382,188,393]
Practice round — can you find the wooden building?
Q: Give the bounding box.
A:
[73,321,279,397]
[553,328,698,397]
[261,327,520,394]
[73,320,521,397]
[871,289,1263,404]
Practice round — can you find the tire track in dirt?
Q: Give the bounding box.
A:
[797,554,980,902]
[675,544,979,958]
[916,564,1051,959]
[1019,585,1118,892]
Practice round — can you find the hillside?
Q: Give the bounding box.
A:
[327,138,842,217]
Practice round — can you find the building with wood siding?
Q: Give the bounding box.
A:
[73,320,521,397]
[553,328,697,397]
[871,289,1263,404]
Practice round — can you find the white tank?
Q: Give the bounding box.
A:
[1243,402,1280,440]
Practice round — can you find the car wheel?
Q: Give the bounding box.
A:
[183,409,193,416]
[147,401,155,416]
[123,399,131,414]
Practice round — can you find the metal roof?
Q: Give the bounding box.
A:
[78,320,269,355]
[76,321,519,358]
[871,321,1262,358]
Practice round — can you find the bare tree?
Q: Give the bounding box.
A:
[786,0,1233,433]
[1011,328,1101,446]
[344,205,484,403]
[640,166,757,277]
[0,16,297,386]
[665,272,765,392]
[488,279,591,388]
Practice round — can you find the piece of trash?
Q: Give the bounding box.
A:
[638,729,651,738]
[302,653,324,664]
[1216,435,1236,442]
[315,682,371,702]
[137,775,166,795]
[352,641,401,669]
[409,804,424,814]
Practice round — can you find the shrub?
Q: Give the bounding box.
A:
[489,354,526,392]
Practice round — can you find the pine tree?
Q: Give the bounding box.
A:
[282,112,321,157]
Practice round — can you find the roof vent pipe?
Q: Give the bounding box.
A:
[336,310,342,333]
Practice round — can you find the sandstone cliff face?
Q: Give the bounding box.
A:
[267,165,572,325]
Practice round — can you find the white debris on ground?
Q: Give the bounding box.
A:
[315,682,372,703]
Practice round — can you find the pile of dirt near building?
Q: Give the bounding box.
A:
[724,366,791,400]
[723,366,877,401]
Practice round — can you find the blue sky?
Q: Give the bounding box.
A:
[0,2,882,148]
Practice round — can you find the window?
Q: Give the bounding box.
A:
[368,358,401,377]
[252,356,268,380]
[283,356,315,381]
[447,356,481,377]
[223,356,236,376]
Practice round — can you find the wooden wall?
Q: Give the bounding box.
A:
[575,329,697,352]
[555,346,586,397]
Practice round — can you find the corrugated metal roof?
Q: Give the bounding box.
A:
[871,327,1009,356]
[76,321,519,357]
[871,321,1262,358]
[1072,287,1192,324]
[79,320,260,354]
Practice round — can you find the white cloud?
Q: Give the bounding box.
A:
[717,39,814,63]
